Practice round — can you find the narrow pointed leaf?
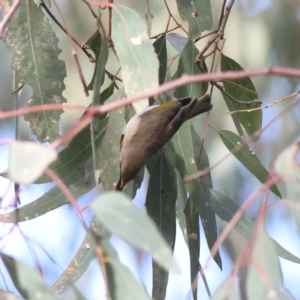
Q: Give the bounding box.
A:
[208,188,300,264]
[175,170,188,243]
[247,229,286,299]
[146,153,177,299]
[172,122,201,212]
[2,254,58,299]
[219,130,281,198]
[86,30,102,90]
[153,34,167,85]
[36,117,109,184]
[221,54,261,139]
[101,239,151,300]
[274,142,300,228]
[92,33,108,105]
[175,0,213,38]
[52,217,108,294]
[0,169,95,223]
[3,0,66,142]
[175,39,203,99]
[90,192,177,272]
[191,126,222,269]
[112,4,159,113]
[167,33,189,53]
[184,197,200,300]
[96,90,125,191]
[211,277,239,300]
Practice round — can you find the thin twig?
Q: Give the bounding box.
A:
[203,174,283,270]
[0,66,300,122]
[195,0,235,62]
[51,0,89,96]
[212,81,262,105]
[221,89,300,115]
[0,0,22,38]
[40,0,95,63]
[151,26,180,39]
[163,0,189,36]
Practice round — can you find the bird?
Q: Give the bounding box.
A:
[116,94,212,191]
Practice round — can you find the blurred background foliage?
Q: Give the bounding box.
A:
[0,0,300,299]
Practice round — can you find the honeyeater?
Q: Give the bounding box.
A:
[116,94,212,191]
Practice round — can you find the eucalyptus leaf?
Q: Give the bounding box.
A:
[3,0,66,142]
[167,33,188,53]
[153,34,167,85]
[219,130,281,198]
[96,90,125,191]
[2,254,58,300]
[175,39,203,99]
[90,192,177,272]
[246,229,285,299]
[191,126,222,269]
[146,153,177,299]
[175,0,213,38]
[52,217,108,295]
[112,4,159,113]
[102,239,151,300]
[208,188,300,264]
[274,142,300,229]
[221,54,262,139]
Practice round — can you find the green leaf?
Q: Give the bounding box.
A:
[274,142,300,229]
[172,121,201,212]
[175,39,203,99]
[96,90,125,191]
[175,0,213,38]
[167,33,189,53]
[223,94,244,137]
[112,4,159,113]
[246,229,286,299]
[219,130,281,198]
[208,188,300,264]
[92,33,108,105]
[0,169,95,223]
[175,169,188,243]
[211,277,239,300]
[221,54,262,139]
[2,254,58,300]
[3,0,66,142]
[52,217,108,295]
[86,30,102,91]
[8,141,57,184]
[145,153,177,299]
[36,117,109,184]
[90,192,177,272]
[153,34,167,85]
[101,239,151,300]
[184,197,200,300]
[191,126,222,269]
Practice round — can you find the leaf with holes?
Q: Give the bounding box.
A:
[175,0,213,38]
[3,0,66,142]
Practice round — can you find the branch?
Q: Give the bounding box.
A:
[1,66,300,121]
[195,0,235,62]
[212,81,262,105]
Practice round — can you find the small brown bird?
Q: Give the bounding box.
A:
[116,94,212,191]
